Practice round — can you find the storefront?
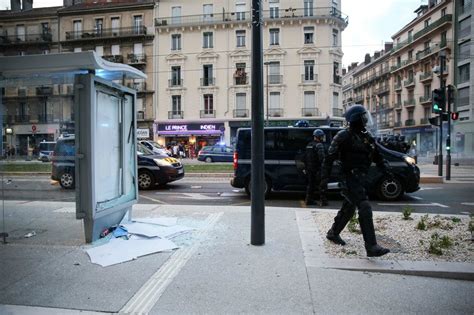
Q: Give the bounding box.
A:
[394,124,445,157]
[154,122,225,156]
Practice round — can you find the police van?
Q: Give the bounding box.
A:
[230,126,420,201]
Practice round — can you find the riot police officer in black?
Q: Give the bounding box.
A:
[321,105,390,257]
[304,129,328,206]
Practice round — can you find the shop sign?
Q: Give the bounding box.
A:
[137,128,149,139]
[157,123,224,134]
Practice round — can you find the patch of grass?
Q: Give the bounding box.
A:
[428,233,453,256]
[402,206,414,220]
[416,214,428,231]
[451,217,461,223]
[348,214,360,234]
[184,163,233,173]
[0,162,51,173]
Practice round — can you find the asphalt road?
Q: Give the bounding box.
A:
[1,175,473,216]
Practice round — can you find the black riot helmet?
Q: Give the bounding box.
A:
[313,129,325,142]
[344,104,373,128]
[295,120,310,127]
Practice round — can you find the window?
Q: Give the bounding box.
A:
[333,62,340,83]
[203,64,213,86]
[332,29,339,46]
[269,0,279,18]
[203,4,213,22]
[111,17,120,35]
[408,50,413,60]
[236,3,246,20]
[95,46,104,56]
[133,15,143,33]
[204,94,214,114]
[73,20,81,39]
[111,44,120,55]
[459,16,471,38]
[397,111,401,123]
[171,66,181,86]
[268,62,280,84]
[304,91,315,108]
[304,26,314,44]
[171,34,181,50]
[235,63,247,85]
[95,18,103,35]
[269,92,280,108]
[441,8,446,17]
[458,64,470,83]
[41,22,49,34]
[16,24,25,41]
[236,30,246,47]
[458,87,470,107]
[171,6,182,24]
[304,60,315,81]
[333,92,339,108]
[236,93,246,109]
[203,32,213,48]
[74,47,82,52]
[269,28,279,45]
[459,40,471,62]
[172,95,181,114]
[304,0,314,16]
[134,43,143,55]
[408,110,414,120]
[424,18,430,28]
[408,29,413,39]
[424,84,431,98]
[424,107,431,119]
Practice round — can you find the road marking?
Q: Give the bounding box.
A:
[378,202,449,208]
[418,187,443,191]
[461,202,474,206]
[139,194,167,204]
[411,196,423,200]
[190,185,202,189]
[120,212,223,314]
[230,201,251,206]
[218,192,245,197]
[176,193,218,200]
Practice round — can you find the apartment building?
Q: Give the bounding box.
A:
[390,0,454,155]
[351,45,393,134]
[58,0,156,133]
[341,62,359,111]
[454,0,473,155]
[154,0,348,148]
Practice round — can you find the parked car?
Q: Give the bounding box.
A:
[38,141,56,162]
[51,136,184,190]
[139,140,171,156]
[197,145,234,163]
[231,126,420,201]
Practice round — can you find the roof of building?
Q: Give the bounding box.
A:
[0,7,61,19]
[58,0,155,14]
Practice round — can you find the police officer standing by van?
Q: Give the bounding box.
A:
[304,129,328,206]
[321,105,391,257]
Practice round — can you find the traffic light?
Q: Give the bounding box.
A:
[429,116,440,126]
[447,85,455,105]
[432,88,446,113]
[451,112,459,121]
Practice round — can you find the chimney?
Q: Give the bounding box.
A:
[351,62,358,68]
[10,0,21,11]
[364,53,371,65]
[63,0,73,6]
[22,0,32,10]
[342,68,347,75]
[384,42,393,52]
[374,51,381,59]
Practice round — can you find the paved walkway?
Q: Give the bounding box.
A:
[0,201,473,314]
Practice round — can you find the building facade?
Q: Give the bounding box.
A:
[154,0,348,148]
[454,0,473,156]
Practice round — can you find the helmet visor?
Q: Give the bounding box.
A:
[361,111,374,127]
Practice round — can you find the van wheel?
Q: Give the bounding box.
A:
[245,177,271,199]
[205,156,213,163]
[376,175,403,201]
[138,170,155,190]
[60,171,75,189]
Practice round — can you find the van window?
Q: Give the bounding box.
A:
[39,142,56,151]
[279,129,313,152]
[55,140,75,156]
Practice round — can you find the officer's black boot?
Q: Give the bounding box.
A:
[359,216,390,257]
[326,228,346,245]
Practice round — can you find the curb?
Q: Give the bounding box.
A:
[419,176,444,184]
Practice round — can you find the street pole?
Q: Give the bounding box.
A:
[250,0,265,246]
[264,62,269,126]
[446,86,451,180]
[437,52,445,177]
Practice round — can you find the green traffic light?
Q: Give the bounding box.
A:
[433,104,439,110]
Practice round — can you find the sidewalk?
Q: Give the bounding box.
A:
[0,201,473,314]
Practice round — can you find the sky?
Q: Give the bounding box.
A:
[1,0,423,67]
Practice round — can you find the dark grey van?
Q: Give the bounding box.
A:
[230,127,420,201]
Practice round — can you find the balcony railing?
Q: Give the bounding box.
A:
[416,47,432,60]
[375,85,390,95]
[393,35,413,52]
[102,55,124,63]
[15,115,30,123]
[155,7,348,27]
[404,99,416,107]
[404,77,415,87]
[394,121,402,127]
[137,111,145,120]
[268,75,283,84]
[394,102,402,109]
[168,111,184,119]
[301,74,318,83]
[168,79,183,87]
[234,76,249,85]
[405,119,415,126]
[200,109,216,118]
[378,103,390,110]
[354,95,364,102]
[420,118,429,125]
[127,81,147,92]
[37,114,56,123]
[0,31,52,45]
[378,121,391,129]
[332,108,344,117]
[419,96,432,104]
[391,63,402,72]
[233,109,249,118]
[268,108,284,117]
[301,107,320,117]
[333,75,342,85]
[200,77,216,86]
[65,26,149,41]
[127,53,147,64]
[413,14,452,41]
[419,72,433,82]
[394,82,402,90]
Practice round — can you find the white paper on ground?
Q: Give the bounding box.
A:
[134,217,178,227]
[122,222,165,237]
[86,236,178,267]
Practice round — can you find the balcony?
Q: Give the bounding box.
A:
[200,77,216,86]
[332,108,344,117]
[404,77,415,88]
[391,63,402,72]
[301,107,320,117]
[65,26,152,42]
[354,94,364,103]
[127,81,147,92]
[416,47,432,61]
[233,109,249,118]
[394,82,402,91]
[137,111,145,120]
[394,102,402,109]
[420,118,429,125]
[392,35,413,53]
[268,108,284,117]
[168,111,184,119]
[378,121,392,129]
[413,14,452,41]
[375,85,389,95]
[404,99,416,107]
[234,76,249,85]
[394,121,402,127]
[102,55,124,63]
[301,74,318,83]
[419,96,432,104]
[0,31,52,46]
[127,53,147,65]
[200,109,216,118]
[268,75,283,84]
[405,119,415,126]
[37,114,57,123]
[378,103,390,110]
[168,79,183,87]
[155,7,348,28]
[15,115,30,123]
[333,75,342,85]
[419,72,433,82]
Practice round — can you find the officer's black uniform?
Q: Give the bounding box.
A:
[321,106,390,257]
[304,139,327,205]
